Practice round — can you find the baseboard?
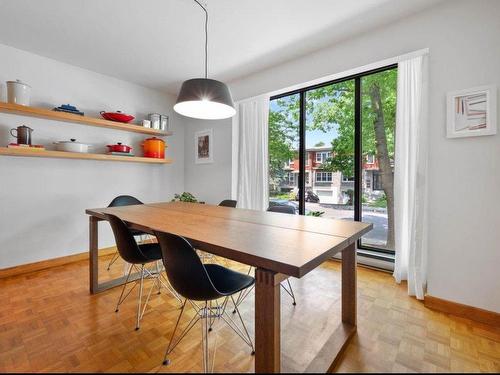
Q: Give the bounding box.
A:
[0,246,117,279]
[424,295,500,327]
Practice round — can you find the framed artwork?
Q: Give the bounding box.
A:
[195,129,213,164]
[446,85,497,138]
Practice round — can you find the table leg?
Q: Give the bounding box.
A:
[254,268,281,373]
[89,216,99,294]
[303,242,358,372]
[89,215,144,294]
[342,242,357,326]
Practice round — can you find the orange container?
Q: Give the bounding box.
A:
[142,137,166,158]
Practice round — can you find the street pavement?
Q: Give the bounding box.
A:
[305,203,388,247]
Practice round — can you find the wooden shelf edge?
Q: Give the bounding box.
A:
[0,147,172,164]
[0,102,173,137]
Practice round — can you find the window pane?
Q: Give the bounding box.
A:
[304,80,355,220]
[268,94,300,213]
[361,68,397,251]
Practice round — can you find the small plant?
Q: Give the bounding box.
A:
[172,192,198,203]
[306,211,325,217]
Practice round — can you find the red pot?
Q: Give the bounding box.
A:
[106,142,132,153]
[100,111,135,123]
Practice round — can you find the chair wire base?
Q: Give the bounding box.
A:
[281,278,297,306]
[106,251,121,271]
[114,262,182,330]
[163,294,255,373]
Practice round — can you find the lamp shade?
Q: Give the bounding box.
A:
[174,78,236,120]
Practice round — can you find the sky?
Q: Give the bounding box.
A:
[306,127,339,148]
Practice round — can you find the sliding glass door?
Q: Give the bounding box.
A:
[268,65,397,256]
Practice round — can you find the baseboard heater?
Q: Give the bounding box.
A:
[333,249,394,272]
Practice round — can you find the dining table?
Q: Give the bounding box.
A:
[85,201,372,373]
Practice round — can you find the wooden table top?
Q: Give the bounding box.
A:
[86,202,372,278]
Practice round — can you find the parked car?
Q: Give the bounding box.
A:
[292,190,320,203]
[268,199,299,214]
[305,190,320,203]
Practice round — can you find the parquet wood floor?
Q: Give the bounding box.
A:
[0,255,498,373]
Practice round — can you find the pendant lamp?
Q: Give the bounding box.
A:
[174,1,236,120]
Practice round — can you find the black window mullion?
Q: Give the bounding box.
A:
[270,63,397,101]
[298,91,306,215]
[354,77,362,223]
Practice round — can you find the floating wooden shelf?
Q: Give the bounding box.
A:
[0,147,172,164]
[0,102,173,136]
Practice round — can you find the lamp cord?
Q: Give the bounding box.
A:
[193,0,208,79]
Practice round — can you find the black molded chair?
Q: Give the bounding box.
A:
[108,194,143,208]
[105,213,179,330]
[106,195,147,270]
[154,231,255,372]
[218,199,237,208]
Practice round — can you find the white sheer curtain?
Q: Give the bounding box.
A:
[231,95,270,210]
[393,54,429,299]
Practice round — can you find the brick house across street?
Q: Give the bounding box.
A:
[277,146,384,204]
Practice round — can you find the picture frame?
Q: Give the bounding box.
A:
[446,85,497,138]
[195,129,213,164]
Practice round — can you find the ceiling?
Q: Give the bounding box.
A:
[0,0,441,95]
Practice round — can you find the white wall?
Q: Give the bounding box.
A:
[183,118,232,204]
[184,0,500,312]
[0,43,184,268]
